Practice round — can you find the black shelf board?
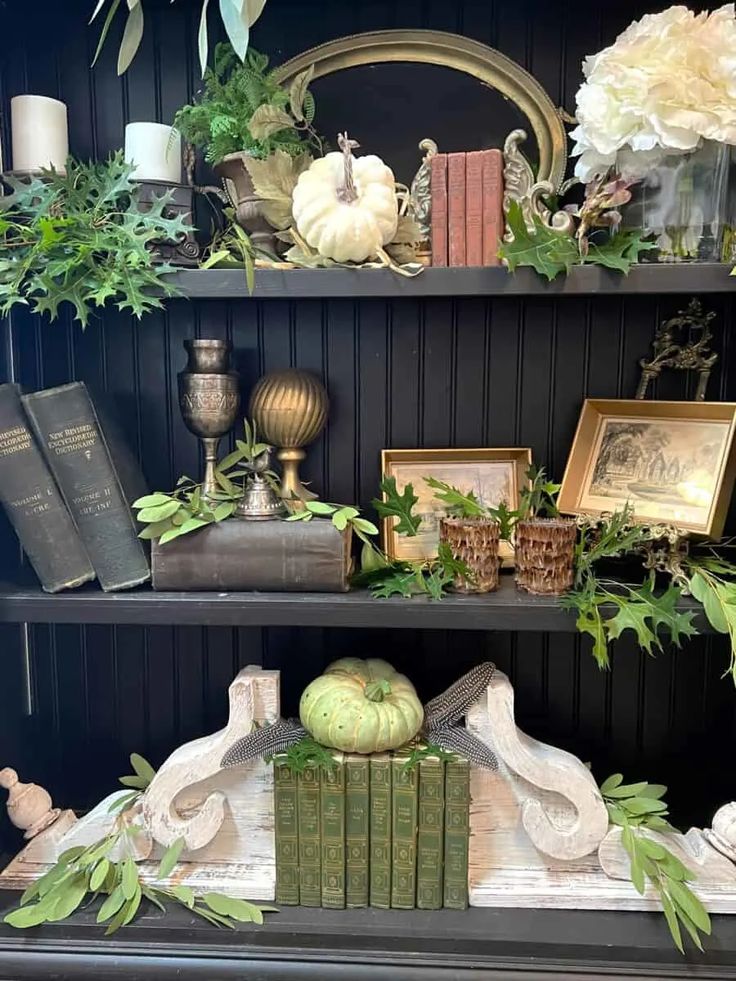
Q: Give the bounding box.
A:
[1,890,735,979]
[0,577,710,631]
[166,263,736,299]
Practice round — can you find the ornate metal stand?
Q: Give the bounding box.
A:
[137,180,199,267]
[636,299,718,401]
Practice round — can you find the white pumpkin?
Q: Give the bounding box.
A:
[292,134,398,263]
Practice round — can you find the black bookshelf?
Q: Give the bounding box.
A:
[0,578,710,632]
[0,892,734,979]
[165,263,736,300]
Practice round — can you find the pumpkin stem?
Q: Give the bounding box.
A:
[365,679,392,702]
[337,132,360,205]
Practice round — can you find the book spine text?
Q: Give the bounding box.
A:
[345,755,370,908]
[297,762,321,907]
[465,151,484,267]
[429,153,448,267]
[482,149,504,267]
[443,758,470,909]
[274,758,300,905]
[391,755,418,909]
[417,756,445,909]
[448,152,467,267]
[321,755,346,908]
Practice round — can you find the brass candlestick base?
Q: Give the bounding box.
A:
[278,448,317,503]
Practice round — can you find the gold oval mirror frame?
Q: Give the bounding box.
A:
[275,29,568,192]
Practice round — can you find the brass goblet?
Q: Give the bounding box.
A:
[178,339,240,499]
[249,369,329,503]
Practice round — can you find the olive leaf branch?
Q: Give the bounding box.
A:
[4,753,276,933]
[600,773,711,953]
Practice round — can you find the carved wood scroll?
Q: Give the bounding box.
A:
[142,667,279,851]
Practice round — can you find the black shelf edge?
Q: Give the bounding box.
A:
[1,891,735,979]
[165,264,736,300]
[0,577,710,631]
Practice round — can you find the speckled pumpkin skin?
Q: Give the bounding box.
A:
[299,657,424,753]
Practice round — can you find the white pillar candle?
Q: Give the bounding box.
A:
[11,95,69,173]
[124,122,182,183]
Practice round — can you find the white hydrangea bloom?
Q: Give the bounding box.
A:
[571,4,736,181]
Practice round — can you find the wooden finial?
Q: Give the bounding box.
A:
[1,767,60,839]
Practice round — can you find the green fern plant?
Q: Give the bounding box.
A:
[174,45,320,164]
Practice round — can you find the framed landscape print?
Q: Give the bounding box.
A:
[558,400,736,537]
[380,447,532,564]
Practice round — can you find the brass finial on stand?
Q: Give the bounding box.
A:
[1,767,60,839]
[249,369,329,504]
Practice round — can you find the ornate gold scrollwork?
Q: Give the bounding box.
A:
[502,129,575,240]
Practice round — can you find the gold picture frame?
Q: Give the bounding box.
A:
[558,399,736,537]
[380,447,532,564]
[275,30,567,191]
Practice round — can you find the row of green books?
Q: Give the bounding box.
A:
[274,748,470,910]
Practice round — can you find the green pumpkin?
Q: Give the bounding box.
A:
[299,657,424,754]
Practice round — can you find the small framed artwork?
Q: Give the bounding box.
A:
[380,447,532,564]
[558,399,736,537]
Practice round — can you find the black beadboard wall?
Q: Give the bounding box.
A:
[1,0,735,849]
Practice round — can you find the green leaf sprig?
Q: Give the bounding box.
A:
[600,774,711,953]
[361,542,473,601]
[269,737,338,775]
[561,579,697,669]
[561,508,697,669]
[0,153,186,328]
[4,753,276,933]
[133,477,238,545]
[499,200,655,281]
[517,465,560,520]
[685,554,736,683]
[401,742,458,772]
[133,420,281,544]
[286,499,379,546]
[202,214,258,295]
[372,476,422,537]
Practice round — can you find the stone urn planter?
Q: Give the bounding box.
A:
[515,518,577,596]
[213,151,276,253]
[439,517,500,594]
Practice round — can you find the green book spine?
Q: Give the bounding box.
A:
[345,755,370,908]
[417,756,445,910]
[391,752,418,909]
[297,763,321,907]
[443,758,470,910]
[321,753,345,909]
[369,753,392,908]
[273,757,299,906]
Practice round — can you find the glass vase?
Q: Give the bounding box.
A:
[624,141,735,262]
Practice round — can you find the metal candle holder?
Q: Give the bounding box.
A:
[249,369,329,504]
[178,339,240,500]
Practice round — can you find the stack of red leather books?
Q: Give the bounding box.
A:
[429,149,504,267]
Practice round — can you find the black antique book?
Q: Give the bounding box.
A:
[152,518,352,592]
[22,382,150,592]
[0,384,95,592]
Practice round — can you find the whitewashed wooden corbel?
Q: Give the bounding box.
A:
[1,667,281,900]
[467,667,611,908]
[142,666,272,850]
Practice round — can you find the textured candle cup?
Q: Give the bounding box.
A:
[11,95,68,173]
[515,518,577,596]
[124,122,181,183]
[439,517,501,593]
